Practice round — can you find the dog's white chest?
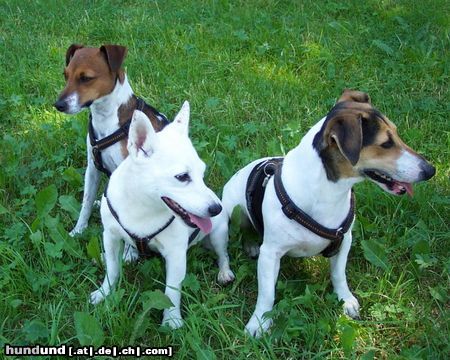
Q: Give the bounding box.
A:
[100,144,126,172]
[262,184,334,257]
[282,225,331,257]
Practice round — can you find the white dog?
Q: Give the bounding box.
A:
[217,90,435,337]
[90,102,235,328]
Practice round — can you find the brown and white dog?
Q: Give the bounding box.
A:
[55,44,168,238]
[216,89,435,336]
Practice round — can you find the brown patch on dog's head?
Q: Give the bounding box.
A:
[337,89,371,104]
[314,90,401,181]
[65,44,84,66]
[55,44,128,113]
[313,90,435,194]
[100,45,127,84]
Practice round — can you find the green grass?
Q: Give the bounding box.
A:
[0,0,449,358]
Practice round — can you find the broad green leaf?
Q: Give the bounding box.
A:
[74,312,104,346]
[429,286,445,302]
[129,316,150,343]
[35,184,58,218]
[412,239,430,256]
[182,273,200,292]
[340,324,356,356]
[130,290,174,343]
[63,167,83,187]
[22,319,49,342]
[45,216,81,257]
[59,195,81,220]
[44,241,63,258]
[87,236,102,265]
[361,240,390,271]
[31,217,41,232]
[45,216,65,243]
[30,230,42,246]
[141,290,174,311]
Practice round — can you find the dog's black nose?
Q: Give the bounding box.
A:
[208,203,222,217]
[54,99,67,112]
[420,162,436,181]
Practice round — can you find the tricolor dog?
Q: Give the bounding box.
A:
[218,90,435,337]
[90,102,235,328]
[55,44,168,237]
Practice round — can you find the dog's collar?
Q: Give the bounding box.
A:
[104,187,201,258]
[273,163,355,257]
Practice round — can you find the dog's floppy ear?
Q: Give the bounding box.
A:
[65,44,84,66]
[172,101,190,135]
[100,45,128,83]
[324,113,363,165]
[337,89,371,104]
[128,110,159,159]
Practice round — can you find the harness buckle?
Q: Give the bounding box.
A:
[335,227,344,240]
[92,145,102,166]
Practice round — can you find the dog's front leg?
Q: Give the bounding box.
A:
[161,244,187,329]
[90,229,121,304]
[70,142,101,236]
[209,217,235,284]
[245,242,283,337]
[330,232,360,318]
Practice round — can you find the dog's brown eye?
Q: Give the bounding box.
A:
[175,173,191,182]
[79,75,94,83]
[380,138,394,149]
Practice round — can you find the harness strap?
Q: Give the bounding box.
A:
[105,191,175,258]
[104,188,201,258]
[89,97,163,177]
[273,164,355,257]
[245,158,284,235]
[189,228,201,244]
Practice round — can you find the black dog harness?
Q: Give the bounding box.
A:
[105,189,200,258]
[245,158,355,257]
[88,96,168,177]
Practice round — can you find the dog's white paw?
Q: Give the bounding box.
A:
[162,310,184,329]
[217,269,235,285]
[90,289,106,305]
[123,244,139,263]
[245,314,272,338]
[69,224,87,237]
[244,242,260,259]
[343,296,360,319]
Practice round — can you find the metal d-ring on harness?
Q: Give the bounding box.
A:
[245,158,356,258]
[88,96,169,177]
[105,187,201,258]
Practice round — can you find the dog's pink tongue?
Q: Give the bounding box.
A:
[399,182,414,197]
[188,214,212,234]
